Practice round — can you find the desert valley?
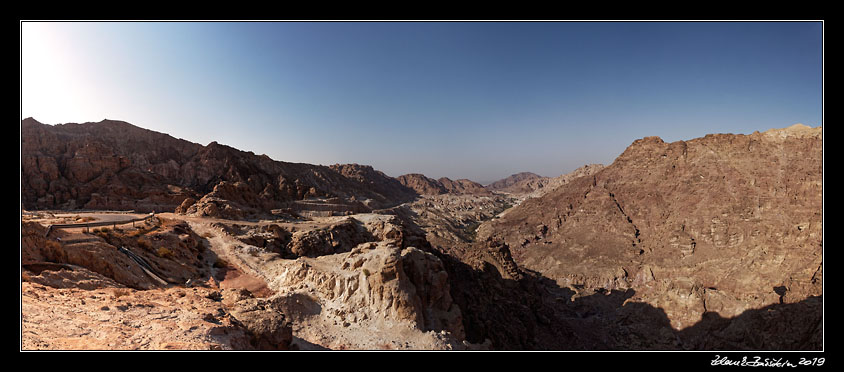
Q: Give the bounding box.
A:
[20,117,823,350]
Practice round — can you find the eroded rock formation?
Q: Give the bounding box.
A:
[20,218,291,350]
[271,243,464,340]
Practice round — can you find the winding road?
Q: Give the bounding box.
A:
[44,212,155,236]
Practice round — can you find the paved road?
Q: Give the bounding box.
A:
[44,212,155,236]
[52,212,149,223]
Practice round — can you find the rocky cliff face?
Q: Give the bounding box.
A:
[477,125,823,346]
[21,118,417,214]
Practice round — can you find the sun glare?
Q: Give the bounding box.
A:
[22,23,96,124]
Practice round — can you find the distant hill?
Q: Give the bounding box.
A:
[486,172,544,192]
[396,173,447,196]
[396,173,490,196]
[523,164,605,198]
[486,165,604,195]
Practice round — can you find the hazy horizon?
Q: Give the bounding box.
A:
[20,21,823,184]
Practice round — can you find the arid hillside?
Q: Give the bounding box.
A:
[477,124,823,347]
[21,118,418,215]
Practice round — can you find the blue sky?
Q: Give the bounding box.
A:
[20,21,823,184]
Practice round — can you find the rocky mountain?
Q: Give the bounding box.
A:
[397,173,490,196]
[329,163,417,204]
[396,173,447,196]
[21,118,418,215]
[477,124,823,343]
[523,164,605,198]
[486,172,544,191]
[486,165,605,196]
[20,121,823,351]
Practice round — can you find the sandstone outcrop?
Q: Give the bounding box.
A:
[286,219,370,257]
[209,214,412,260]
[181,181,284,220]
[268,242,466,348]
[221,288,294,350]
[21,213,298,350]
[192,211,473,350]
[22,217,213,290]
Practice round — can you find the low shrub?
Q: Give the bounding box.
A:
[213,258,228,268]
[156,246,174,259]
